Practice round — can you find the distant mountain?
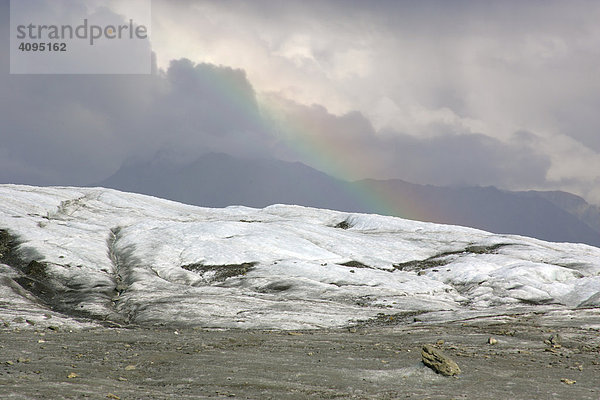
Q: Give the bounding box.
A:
[96,153,365,212]
[522,190,600,235]
[96,153,600,248]
[359,179,600,248]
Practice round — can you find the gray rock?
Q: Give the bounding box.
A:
[421,344,461,376]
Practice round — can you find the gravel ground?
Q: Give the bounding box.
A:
[1,311,599,399]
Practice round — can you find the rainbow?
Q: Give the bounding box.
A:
[258,95,437,221]
[189,60,431,221]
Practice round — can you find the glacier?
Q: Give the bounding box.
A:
[0,184,599,330]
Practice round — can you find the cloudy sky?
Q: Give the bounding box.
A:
[1,0,600,204]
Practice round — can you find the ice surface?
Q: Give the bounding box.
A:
[0,184,599,330]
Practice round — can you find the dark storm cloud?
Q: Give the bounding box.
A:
[0,57,270,185]
[0,0,270,185]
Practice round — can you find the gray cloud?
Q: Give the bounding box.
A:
[264,95,551,189]
[0,57,270,185]
[384,132,551,188]
[2,0,600,205]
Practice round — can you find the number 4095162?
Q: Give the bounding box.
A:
[18,42,66,52]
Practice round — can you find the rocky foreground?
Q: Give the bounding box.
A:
[1,310,599,399]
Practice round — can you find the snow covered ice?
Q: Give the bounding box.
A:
[1,184,599,330]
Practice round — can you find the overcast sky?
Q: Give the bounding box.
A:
[1,0,600,204]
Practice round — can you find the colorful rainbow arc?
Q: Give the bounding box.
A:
[190,61,430,221]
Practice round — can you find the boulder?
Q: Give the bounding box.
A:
[421,344,461,376]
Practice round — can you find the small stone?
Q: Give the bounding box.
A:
[117,377,128,382]
[421,344,461,376]
[561,378,576,385]
[5,360,14,366]
[436,339,445,346]
[549,334,561,346]
[488,337,498,345]
[106,394,121,399]
[17,358,30,363]
[67,372,79,379]
[124,365,136,371]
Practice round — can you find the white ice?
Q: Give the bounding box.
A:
[0,185,599,330]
